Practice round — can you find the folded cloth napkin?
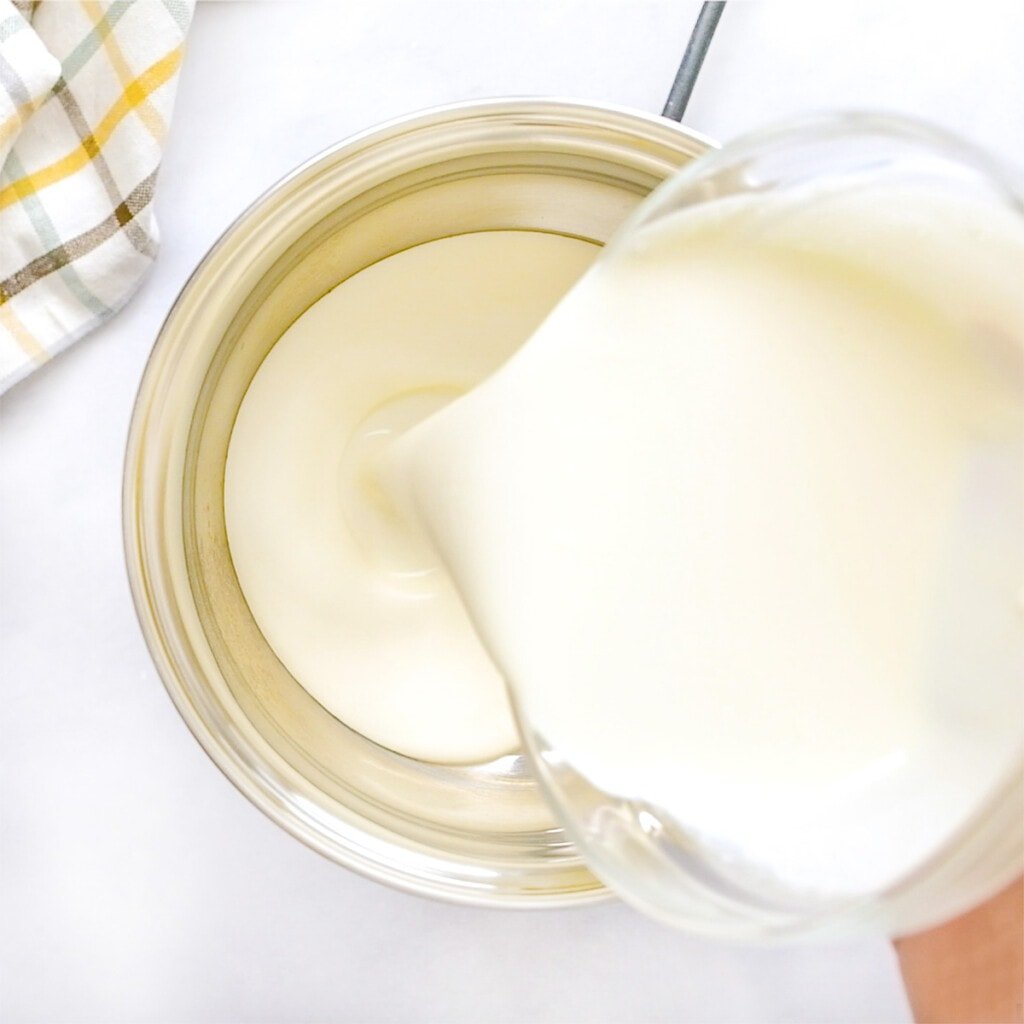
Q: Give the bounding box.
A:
[0,0,193,393]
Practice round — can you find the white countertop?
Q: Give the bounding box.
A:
[3,2,1021,1020]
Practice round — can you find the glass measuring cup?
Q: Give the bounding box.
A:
[502,113,1024,941]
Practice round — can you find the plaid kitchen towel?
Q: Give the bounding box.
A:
[0,0,193,393]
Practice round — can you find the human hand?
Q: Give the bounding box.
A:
[896,877,1023,1023]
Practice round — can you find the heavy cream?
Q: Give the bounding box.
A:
[224,230,598,763]
[398,186,1024,898]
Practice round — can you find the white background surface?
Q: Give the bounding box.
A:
[3,2,1022,1021]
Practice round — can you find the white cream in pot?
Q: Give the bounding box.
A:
[225,230,598,763]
